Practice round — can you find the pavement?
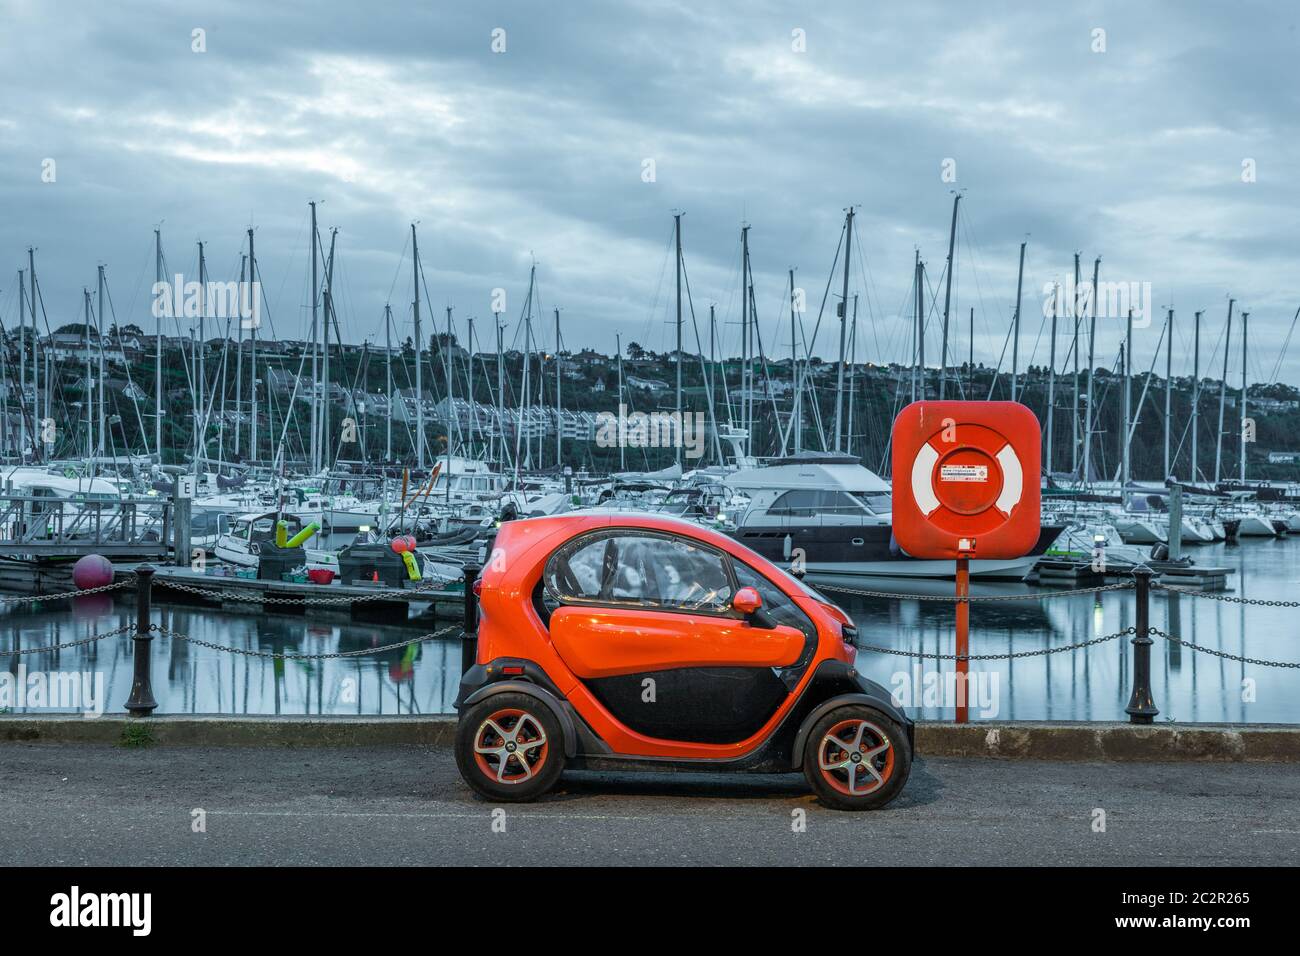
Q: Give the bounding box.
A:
[1,742,1297,865]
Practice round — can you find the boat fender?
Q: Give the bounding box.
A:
[400,550,421,581]
[283,522,320,548]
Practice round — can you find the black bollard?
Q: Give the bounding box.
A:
[461,564,481,676]
[124,565,158,717]
[1125,565,1159,724]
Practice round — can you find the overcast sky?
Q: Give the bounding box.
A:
[2,0,1298,386]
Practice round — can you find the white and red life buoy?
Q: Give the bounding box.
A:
[892,401,1042,560]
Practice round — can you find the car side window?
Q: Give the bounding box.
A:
[731,562,818,642]
[546,532,734,613]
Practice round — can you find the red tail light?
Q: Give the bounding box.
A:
[471,578,483,597]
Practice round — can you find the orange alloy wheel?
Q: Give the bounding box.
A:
[472,708,550,785]
[816,718,895,797]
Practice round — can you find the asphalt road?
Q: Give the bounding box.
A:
[1,743,1296,865]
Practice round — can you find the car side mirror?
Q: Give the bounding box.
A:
[733,587,763,615]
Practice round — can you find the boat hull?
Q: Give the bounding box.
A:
[728,522,1064,582]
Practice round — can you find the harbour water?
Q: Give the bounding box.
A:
[2,535,1297,723]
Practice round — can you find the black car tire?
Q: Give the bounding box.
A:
[802,704,911,811]
[455,692,565,802]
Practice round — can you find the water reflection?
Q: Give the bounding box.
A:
[844,535,1295,723]
[2,603,462,717]
[1,536,1296,722]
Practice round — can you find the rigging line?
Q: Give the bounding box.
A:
[781,221,844,452]
[1169,317,1228,475]
[678,252,726,464]
[1268,304,1300,384]
[101,274,152,461]
[956,205,1005,368]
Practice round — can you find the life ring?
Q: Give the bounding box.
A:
[908,424,1024,531]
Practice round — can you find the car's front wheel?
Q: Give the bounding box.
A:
[455,693,565,802]
[802,705,911,810]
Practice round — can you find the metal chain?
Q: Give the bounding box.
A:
[1154,582,1300,608]
[0,579,133,605]
[1150,627,1300,668]
[155,577,464,607]
[1,623,135,655]
[150,623,461,659]
[820,581,1135,603]
[854,626,1136,661]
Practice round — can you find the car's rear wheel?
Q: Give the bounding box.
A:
[455,693,565,802]
[802,705,910,810]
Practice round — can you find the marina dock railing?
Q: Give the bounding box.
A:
[0,494,171,560]
[3,563,1299,720]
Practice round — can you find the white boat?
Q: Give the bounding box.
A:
[722,452,1065,582]
[214,512,332,569]
[1237,511,1279,537]
[1113,514,1167,544]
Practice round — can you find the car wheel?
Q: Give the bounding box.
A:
[455,693,565,802]
[802,705,911,811]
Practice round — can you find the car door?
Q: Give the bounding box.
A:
[543,530,810,744]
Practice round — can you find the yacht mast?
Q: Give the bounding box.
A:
[1191,310,1201,483]
[412,223,424,470]
[834,206,854,451]
[938,192,960,400]
[616,332,625,471]
[322,226,337,473]
[467,314,477,462]
[917,256,926,400]
[1164,308,1174,479]
[248,227,259,466]
[847,294,858,456]
[95,265,106,460]
[1214,298,1234,483]
[1071,253,1081,474]
[309,202,319,474]
[445,305,454,502]
[83,288,92,461]
[674,213,683,467]
[789,269,800,452]
[1011,241,1025,402]
[29,254,41,459]
[384,303,393,462]
[196,243,207,471]
[234,253,244,459]
[740,224,750,459]
[1240,311,1248,484]
[1122,308,1132,489]
[18,268,26,457]
[1082,257,1099,484]
[494,312,504,471]
[554,307,562,468]
[1046,283,1058,475]
[153,230,165,463]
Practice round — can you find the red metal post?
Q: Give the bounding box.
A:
[955,556,970,724]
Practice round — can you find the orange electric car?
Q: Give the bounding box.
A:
[453,511,913,810]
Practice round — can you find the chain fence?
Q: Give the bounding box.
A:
[2,623,135,655]
[149,623,462,660]
[819,581,1134,603]
[1154,582,1300,608]
[1150,627,1300,669]
[0,579,132,605]
[154,576,465,607]
[854,627,1136,662]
